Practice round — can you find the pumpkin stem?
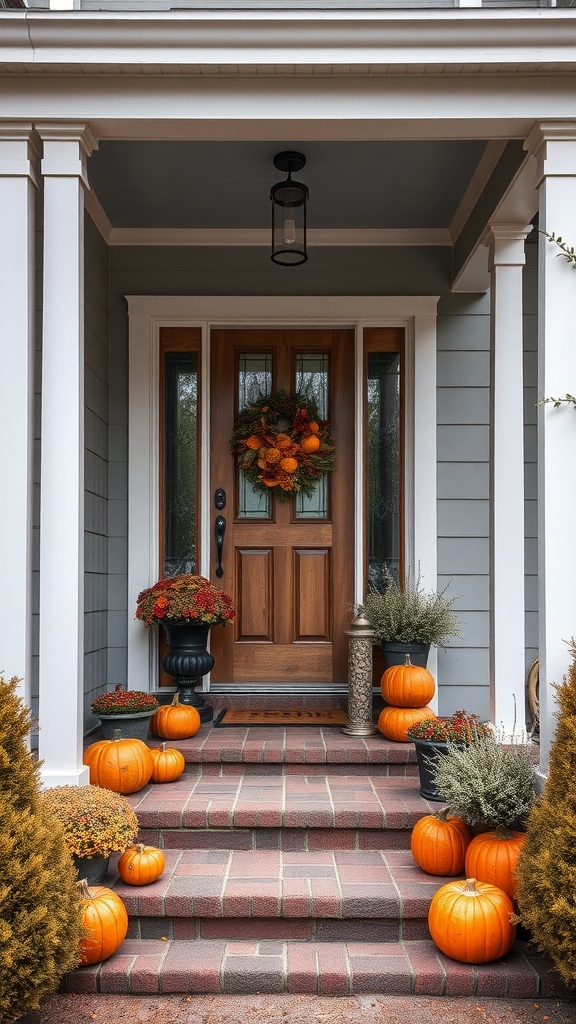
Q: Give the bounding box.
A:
[495,825,515,841]
[465,878,479,895]
[170,694,181,706]
[77,878,92,899]
[436,806,451,822]
[404,654,412,666]
[112,728,123,741]
[161,742,167,752]
[137,843,145,854]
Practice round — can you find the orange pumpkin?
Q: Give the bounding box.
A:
[78,878,128,964]
[381,654,436,708]
[464,828,525,900]
[377,705,436,743]
[309,421,319,433]
[150,741,186,783]
[410,807,472,876]
[301,434,320,454]
[428,876,516,963]
[83,730,153,794]
[150,694,201,740]
[117,843,166,886]
[280,457,298,474]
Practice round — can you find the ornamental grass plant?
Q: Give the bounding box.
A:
[91,683,159,716]
[363,567,461,646]
[135,573,235,627]
[40,785,139,859]
[431,732,535,830]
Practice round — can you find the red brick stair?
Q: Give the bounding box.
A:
[66,722,565,998]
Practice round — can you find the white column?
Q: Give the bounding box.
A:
[0,125,38,707]
[49,1,81,8]
[37,123,96,787]
[524,122,576,771]
[485,224,530,738]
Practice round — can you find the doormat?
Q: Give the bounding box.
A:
[213,708,349,728]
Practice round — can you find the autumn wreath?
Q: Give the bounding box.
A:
[230,389,335,500]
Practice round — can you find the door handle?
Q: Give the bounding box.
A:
[215,515,226,579]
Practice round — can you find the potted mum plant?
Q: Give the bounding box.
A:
[407,710,492,801]
[91,684,160,740]
[135,574,235,722]
[363,566,461,670]
[41,784,139,885]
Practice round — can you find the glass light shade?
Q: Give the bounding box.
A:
[271,178,308,266]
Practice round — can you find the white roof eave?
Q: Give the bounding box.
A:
[1,9,576,72]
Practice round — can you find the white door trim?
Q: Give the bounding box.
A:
[126,295,439,693]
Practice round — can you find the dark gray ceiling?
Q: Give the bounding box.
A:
[87,139,488,230]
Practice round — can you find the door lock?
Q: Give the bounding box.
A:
[214,488,226,510]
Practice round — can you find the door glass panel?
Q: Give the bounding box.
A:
[163,351,198,577]
[295,352,329,519]
[367,352,400,587]
[237,353,272,519]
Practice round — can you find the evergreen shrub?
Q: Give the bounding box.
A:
[515,641,576,985]
[0,676,82,1019]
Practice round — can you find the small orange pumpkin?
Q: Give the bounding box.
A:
[280,457,298,474]
[117,843,166,886]
[377,705,436,743]
[464,828,525,900]
[150,694,201,740]
[301,434,320,454]
[410,807,472,876]
[83,730,153,794]
[150,741,186,783]
[77,878,128,964]
[309,421,319,433]
[428,877,516,963]
[381,654,436,708]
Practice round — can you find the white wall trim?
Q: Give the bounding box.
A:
[127,294,439,692]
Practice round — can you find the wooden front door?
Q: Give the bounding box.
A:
[209,329,355,686]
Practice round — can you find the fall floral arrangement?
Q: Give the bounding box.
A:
[135,574,235,627]
[91,684,159,717]
[230,389,334,499]
[41,785,139,859]
[407,710,493,744]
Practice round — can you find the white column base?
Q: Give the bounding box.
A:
[40,765,90,790]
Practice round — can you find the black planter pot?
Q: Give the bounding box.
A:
[380,641,430,671]
[162,620,214,723]
[72,854,110,885]
[412,737,450,801]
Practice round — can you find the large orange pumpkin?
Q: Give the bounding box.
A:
[150,741,186,783]
[83,730,153,794]
[377,705,436,743]
[381,654,436,708]
[428,877,516,963]
[117,843,166,886]
[150,694,201,740]
[411,807,472,876]
[78,878,128,964]
[464,828,525,900]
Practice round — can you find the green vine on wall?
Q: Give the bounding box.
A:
[538,231,576,410]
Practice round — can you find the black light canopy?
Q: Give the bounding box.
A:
[270,151,309,266]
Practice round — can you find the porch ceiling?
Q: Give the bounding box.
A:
[87,138,487,235]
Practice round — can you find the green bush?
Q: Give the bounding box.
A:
[515,642,576,986]
[0,676,82,1019]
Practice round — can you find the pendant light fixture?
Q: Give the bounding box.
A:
[270,151,309,266]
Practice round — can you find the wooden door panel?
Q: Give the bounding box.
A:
[210,328,354,687]
[236,548,274,641]
[294,548,331,642]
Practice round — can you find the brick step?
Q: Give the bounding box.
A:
[64,936,564,998]
[127,775,430,854]
[109,849,442,932]
[146,725,417,777]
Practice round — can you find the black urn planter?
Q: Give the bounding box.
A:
[412,737,450,802]
[161,620,215,723]
[380,641,430,671]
